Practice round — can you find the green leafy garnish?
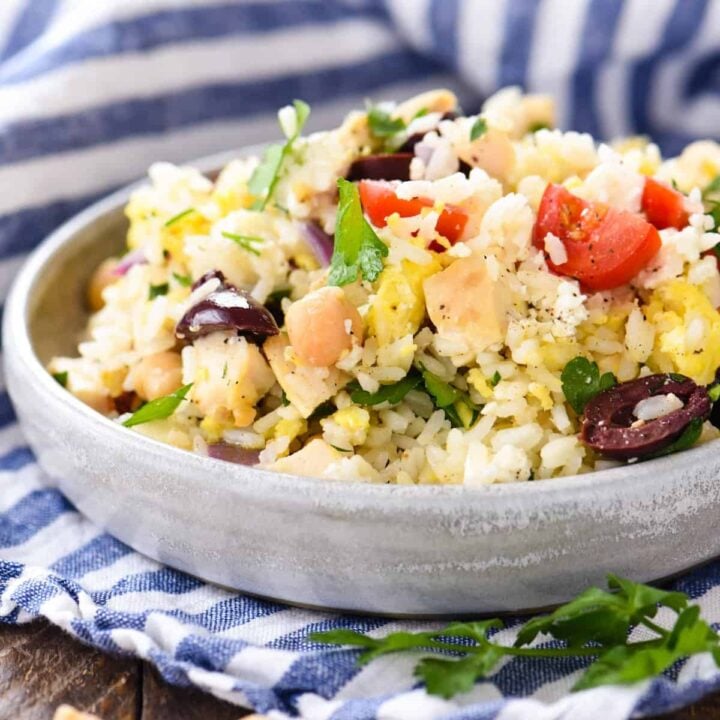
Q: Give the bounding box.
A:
[308,401,336,422]
[702,176,720,232]
[349,372,422,407]
[489,370,501,388]
[311,574,719,699]
[148,283,169,300]
[646,418,704,459]
[328,178,388,286]
[709,384,720,403]
[52,371,68,388]
[421,367,478,429]
[172,272,192,287]
[122,384,193,428]
[164,208,195,227]
[367,105,406,139]
[469,116,487,142]
[561,356,617,415]
[221,231,264,256]
[248,99,310,210]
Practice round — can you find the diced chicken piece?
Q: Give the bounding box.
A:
[285,286,363,366]
[394,89,458,125]
[270,438,343,478]
[458,128,515,183]
[264,333,349,418]
[186,331,275,427]
[423,255,509,353]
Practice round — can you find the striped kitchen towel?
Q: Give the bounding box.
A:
[2,2,720,718]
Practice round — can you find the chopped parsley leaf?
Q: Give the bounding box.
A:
[349,372,422,407]
[221,231,264,256]
[164,208,195,227]
[561,356,617,415]
[123,384,193,427]
[367,105,406,138]
[248,99,310,210]
[328,178,388,286]
[172,272,192,287]
[52,371,68,388]
[469,116,487,142]
[148,283,169,300]
[489,371,501,387]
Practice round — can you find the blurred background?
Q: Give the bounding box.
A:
[0,0,719,277]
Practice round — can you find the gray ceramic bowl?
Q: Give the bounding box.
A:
[5,149,720,617]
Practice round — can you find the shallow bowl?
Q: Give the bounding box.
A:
[5,149,720,616]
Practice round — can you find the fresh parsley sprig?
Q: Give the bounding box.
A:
[248,99,310,211]
[311,574,720,699]
[469,116,487,141]
[328,178,388,286]
[348,372,422,406]
[421,366,479,429]
[123,384,193,428]
[221,231,264,256]
[367,105,406,139]
[561,356,617,415]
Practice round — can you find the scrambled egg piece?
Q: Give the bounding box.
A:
[368,258,441,346]
[645,279,720,384]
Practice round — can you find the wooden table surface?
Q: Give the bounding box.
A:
[1,620,717,720]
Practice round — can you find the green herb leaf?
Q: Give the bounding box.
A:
[311,575,718,701]
[122,384,192,428]
[148,283,169,300]
[52,371,68,388]
[470,117,487,141]
[529,121,550,133]
[709,384,720,402]
[489,370,501,387]
[221,231,264,256]
[367,105,406,138]
[172,272,192,287]
[421,367,478,429]
[349,372,422,406]
[164,208,195,227]
[561,356,617,415]
[308,401,336,422]
[328,177,388,286]
[646,417,704,459]
[703,175,720,199]
[248,99,311,210]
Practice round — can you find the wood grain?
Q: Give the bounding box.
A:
[0,619,718,719]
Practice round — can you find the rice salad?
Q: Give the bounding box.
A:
[49,87,720,485]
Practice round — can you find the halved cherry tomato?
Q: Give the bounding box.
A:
[641,178,689,230]
[358,180,468,248]
[533,184,661,291]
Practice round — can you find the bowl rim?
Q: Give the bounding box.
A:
[5,146,718,504]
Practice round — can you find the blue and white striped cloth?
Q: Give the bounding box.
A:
[2,2,720,718]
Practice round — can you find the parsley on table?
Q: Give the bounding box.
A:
[148,283,169,300]
[164,208,195,228]
[248,99,310,211]
[311,574,720,699]
[122,384,193,428]
[469,116,487,141]
[328,178,388,286]
[421,367,478,429]
[348,372,422,407]
[561,356,617,415]
[52,371,68,388]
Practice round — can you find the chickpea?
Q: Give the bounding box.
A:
[87,258,119,312]
[285,286,363,367]
[131,351,183,401]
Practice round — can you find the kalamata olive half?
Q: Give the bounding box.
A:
[207,442,260,465]
[176,283,278,343]
[581,374,711,459]
[346,153,413,182]
[191,269,227,291]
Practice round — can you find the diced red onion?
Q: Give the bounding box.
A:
[300,222,334,267]
[112,249,147,276]
[207,442,260,465]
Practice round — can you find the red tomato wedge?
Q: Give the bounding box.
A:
[533,184,661,291]
[641,178,689,230]
[358,180,468,248]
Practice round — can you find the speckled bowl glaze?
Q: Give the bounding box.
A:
[5,149,720,616]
